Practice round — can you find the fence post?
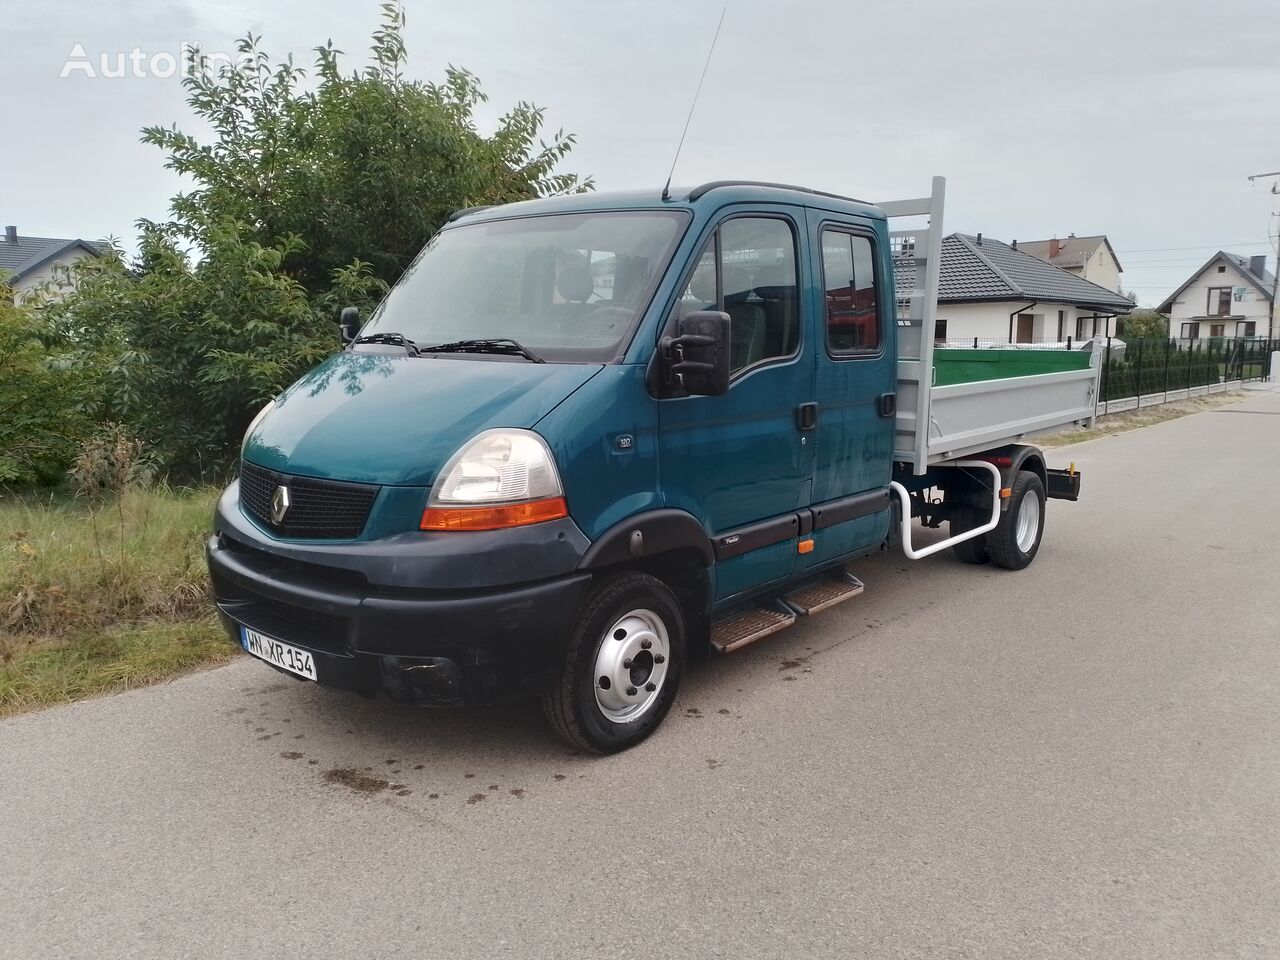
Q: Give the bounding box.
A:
[1102,336,1112,407]
[1135,338,1144,409]
[1163,338,1171,400]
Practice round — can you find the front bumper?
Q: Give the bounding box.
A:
[207,484,592,706]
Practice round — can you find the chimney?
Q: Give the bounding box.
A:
[1012,239,1018,250]
[1049,237,1062,258]
[1250,254,1267,277]
[975,232,982,246]
[4,226,16,244]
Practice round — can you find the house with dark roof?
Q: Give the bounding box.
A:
[898,233,1135,345]
[1019,234,1123,294]
[1156,251,1275,341]
[0,226,107,303]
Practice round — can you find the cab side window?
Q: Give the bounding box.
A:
[821,229,881,355]
[675,217,799,375]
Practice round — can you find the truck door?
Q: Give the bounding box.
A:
[657,211,815,601]
[800,212,897,568]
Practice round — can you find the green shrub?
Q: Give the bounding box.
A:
[0,292,100,485]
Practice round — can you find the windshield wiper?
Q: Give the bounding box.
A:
[420,338,545,363]
[352,332,420,356]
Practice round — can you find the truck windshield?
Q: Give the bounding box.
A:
[363,210,690,363]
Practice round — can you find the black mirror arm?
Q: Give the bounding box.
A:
[339,306,361,345]
[661,332,719,388]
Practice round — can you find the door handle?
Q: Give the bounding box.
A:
[796,402,818,431]
[877,393,897,418]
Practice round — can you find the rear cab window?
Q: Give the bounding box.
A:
[820,229,881,356]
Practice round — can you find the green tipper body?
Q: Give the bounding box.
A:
[932,347,1093,387]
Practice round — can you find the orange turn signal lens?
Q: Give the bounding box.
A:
[798,538,815,555]
[420,496,569,532]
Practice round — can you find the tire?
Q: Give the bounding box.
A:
[542,572,685,753]
[950,504,992,564]
[987,470,1045,570]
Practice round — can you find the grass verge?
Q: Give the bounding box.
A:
[1,485,237,717]
[1041,391,1248,448]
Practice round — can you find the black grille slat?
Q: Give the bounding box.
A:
[239,461,379,539]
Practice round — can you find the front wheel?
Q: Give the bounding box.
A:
[542,572,685,753]
[987,470,1045,570]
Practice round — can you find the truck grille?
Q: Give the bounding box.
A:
[239,461,379,539]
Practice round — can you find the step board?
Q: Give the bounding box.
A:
[784,573,865,616]
[710,604,796,654]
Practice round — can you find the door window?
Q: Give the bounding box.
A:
[820,230,881,355]
[674,218,800,375]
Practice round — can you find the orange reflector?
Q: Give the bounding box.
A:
[1000,487,1013,498]
[421,496,568,531]
[798,538,815,554]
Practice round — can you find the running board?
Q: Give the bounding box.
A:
[783,572,864,615]
[710,603,796,654]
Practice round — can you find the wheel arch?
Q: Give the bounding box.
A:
[972,444,1048,495]
[578,510,714,655]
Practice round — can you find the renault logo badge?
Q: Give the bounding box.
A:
[271,485,291,524]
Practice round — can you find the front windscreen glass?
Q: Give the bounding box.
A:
[363,210,690,362]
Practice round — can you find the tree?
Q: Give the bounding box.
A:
[39,4,591,480]
[1118,308,1169,341]
[142,3,591,294]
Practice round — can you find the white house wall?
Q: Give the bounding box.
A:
[1079,246,1121,294]
[936,301,1118,345]
[12,250,95,304]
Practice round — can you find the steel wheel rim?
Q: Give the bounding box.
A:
[592,608,670,724]
[1015,491,1041,553]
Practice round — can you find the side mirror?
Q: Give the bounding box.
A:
[662,310,730,396]
[339,306,361,344]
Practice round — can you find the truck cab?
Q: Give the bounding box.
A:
[208,180,1084,751]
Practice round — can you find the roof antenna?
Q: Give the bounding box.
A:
[662,6,727,202]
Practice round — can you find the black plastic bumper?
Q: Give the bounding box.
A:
[206,504,592,706]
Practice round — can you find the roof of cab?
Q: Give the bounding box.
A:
[447,182,885,226]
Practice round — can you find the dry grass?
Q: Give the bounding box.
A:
[0,485,236,716]
[1041,391,1249,449]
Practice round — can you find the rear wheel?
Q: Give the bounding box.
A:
[987,470,1045,570]
[542,572,685,753]
[950,504,992,564]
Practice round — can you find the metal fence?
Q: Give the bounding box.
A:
[1096,337,1277,412]
[937,335,1278,416]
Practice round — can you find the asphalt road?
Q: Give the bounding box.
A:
[4,390,1279,960]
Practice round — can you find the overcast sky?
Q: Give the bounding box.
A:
[3,0,1278,305]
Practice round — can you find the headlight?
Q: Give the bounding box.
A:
[242,398,276,454]
[421,429,568,531]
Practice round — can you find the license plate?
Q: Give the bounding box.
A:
[241,627,317,681]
